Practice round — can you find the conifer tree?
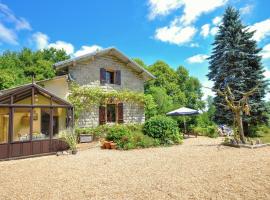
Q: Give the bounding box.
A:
[208,6,268,135]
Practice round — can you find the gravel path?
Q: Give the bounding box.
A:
[0,137,270,200]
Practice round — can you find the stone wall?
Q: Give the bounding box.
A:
[123,102,145,124]
[77,106,99,128]
[69,55,144,92]
[77,103,145,128]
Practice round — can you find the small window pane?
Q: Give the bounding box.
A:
[33,108,49,141]
[107,104,116,122]
[53,108,67,139]
[0,108,9,144]
[13,108,31,142]
[106,71,114,84]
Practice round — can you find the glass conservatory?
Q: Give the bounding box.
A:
[0,83,73,160]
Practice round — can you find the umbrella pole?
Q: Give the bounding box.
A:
[183,116,187,135]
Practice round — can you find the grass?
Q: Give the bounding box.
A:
[256,125,270,143]
[259,133,270,143]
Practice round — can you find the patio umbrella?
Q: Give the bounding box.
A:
[166,107,200,134]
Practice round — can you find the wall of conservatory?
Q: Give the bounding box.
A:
[0,84,73,160]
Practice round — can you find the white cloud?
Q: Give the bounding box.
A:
[190,43,199,47]
[210,27,219,36]
[249,19,270,42]
[0,3,31,30]
[260,44,270,60]
[32,32,74,55]
[151,0,227,45]
[263,68,270,100]
[0,3,31,45]
[148,0,227,24]
[212,16,222,25]
[200,24,210,38]
[186,54,208,64]
[74,45,103,57]
[148,0,182,20]
[264,68,270,79]
[155,24,197,45]
[201,80,215,100]
[177,0,227,25]
[32,32,49,49]
[48,41,74,55]
[0,23,18,45]
[32,32,103,57]
[240,4,253,15]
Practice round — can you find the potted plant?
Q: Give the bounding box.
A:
[104,141,111,149]
[59,129,78,154]
[78,128,94,143]
[110,142,117,149]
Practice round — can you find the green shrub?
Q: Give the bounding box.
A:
[103,125,161,150]
[193,125,219,138]
[248,125,270,137]
[143,115,182,144]
[132,131,160,148]
[105,125,133,149]
[59,129,77,151]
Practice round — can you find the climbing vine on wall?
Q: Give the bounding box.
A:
[68,83,157,119]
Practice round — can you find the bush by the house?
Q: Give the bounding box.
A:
[143,115,183,145]
[105,124,160,150]
[75,123,143,139]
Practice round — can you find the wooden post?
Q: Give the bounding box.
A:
[30,87,34,141]
[8,95,14,158]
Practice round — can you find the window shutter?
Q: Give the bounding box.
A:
[100,68,106,85]
[99,105,106,125]
[117,103,124,123]
[115,70,121,85]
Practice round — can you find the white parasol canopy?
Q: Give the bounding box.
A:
[166,107,199,116]
[166,107,200,134]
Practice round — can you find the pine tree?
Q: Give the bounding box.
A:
[208,6,268,135]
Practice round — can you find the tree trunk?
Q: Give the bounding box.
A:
[235,111,245,143]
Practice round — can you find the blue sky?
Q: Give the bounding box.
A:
[0,0,269,99]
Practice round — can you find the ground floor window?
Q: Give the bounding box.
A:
[107,104,116,122]
[9,107,69,141]
[99,103,123,124]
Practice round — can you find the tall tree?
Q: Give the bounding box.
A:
[208,6,268,135]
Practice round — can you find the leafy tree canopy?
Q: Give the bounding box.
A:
[144,60,204,117]
[0,47,69,90]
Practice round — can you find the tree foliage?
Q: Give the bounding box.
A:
[0,47,69,90]
[145,61,204,117]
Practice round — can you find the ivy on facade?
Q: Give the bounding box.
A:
[68,83,157,119]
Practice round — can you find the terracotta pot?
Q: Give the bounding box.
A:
[104,141,111,149]
[101,143,106,149]
[110,142,117,149]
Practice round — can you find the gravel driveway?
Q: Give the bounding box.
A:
[0,137,270,200]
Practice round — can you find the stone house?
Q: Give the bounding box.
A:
[40,47,155,127]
